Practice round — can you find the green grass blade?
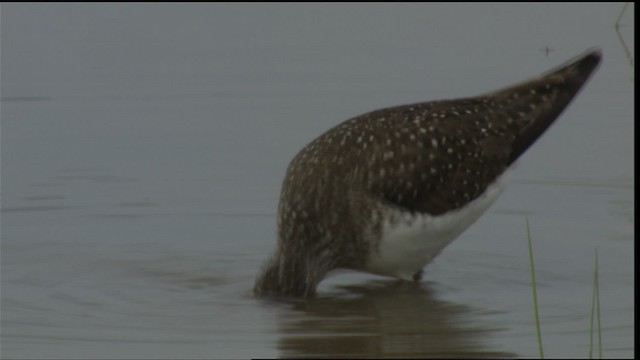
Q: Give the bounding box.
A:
[526,217,544,358]
[589,248,602,359]
[595,249,602,358]
[589,257,595,358]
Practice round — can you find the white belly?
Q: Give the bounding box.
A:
[364,171,511,280]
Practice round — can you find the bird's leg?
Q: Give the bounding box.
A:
[412,269,423,281]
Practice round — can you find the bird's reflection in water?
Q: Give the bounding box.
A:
[274,279,516,358]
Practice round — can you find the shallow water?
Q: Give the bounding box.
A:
[1,3,634,358]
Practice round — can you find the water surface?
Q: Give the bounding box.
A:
[1,3,634,358]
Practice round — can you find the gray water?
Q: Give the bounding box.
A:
[1,3,634,358]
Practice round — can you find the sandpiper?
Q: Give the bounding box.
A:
[254,49,601,297]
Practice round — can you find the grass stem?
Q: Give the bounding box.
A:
[526,217,544,358]
[589,248,602,359]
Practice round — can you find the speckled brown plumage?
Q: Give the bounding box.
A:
[254,49,601,297]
